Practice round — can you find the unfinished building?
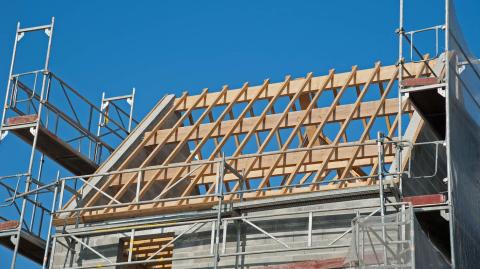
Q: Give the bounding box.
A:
[0,1,479,268]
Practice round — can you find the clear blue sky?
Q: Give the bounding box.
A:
[0,0,478,268]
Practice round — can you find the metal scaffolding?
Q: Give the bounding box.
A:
[12,138,413,269]
[1,133,435,269]
[0,17,137,269]
[0,0,469,267]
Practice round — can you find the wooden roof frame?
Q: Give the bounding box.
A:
[55,59,436,224]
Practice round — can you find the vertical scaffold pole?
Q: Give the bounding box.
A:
[10,17,55,269]
[0,20,21,138]
[397,0,405,196]
[377,132,388,265]
[234,219,242,268]
[213,154,225,269]
[95,92,106,163]
[409,205,416,269]
[128,88,135,132]
[48,178,65,269]
[42,171,60,269]
[377,132,386,215]
[444,0,455,267]
[30,154,45,231]
[128,229,135,262]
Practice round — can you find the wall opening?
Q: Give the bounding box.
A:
[117,232,174,269]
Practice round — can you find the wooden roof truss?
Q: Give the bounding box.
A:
[60,59,435,223]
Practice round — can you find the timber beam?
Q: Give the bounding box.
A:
[174,60,435,110]
[145,99,410,145]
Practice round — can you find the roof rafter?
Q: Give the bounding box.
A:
[58,59,437,224]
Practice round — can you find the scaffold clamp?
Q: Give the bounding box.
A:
[0,131,8,141]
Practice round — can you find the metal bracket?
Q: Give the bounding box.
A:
[437,88,446,97]
[44,28,51,37]
[126,97,133,106]
[10,234,19,246]
[29,127,37,136]
[0,131,8,141]
[395,57,405,67]
[101,101,109,110]
[440,209,449,221]
[16,32,24,42]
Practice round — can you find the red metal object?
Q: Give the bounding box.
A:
[0,220,19,231]
[401,77,440,87]
[5,114,37,126]
[255,258,346,269]
[403,194,445,206]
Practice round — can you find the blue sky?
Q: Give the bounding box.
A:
[0,0,478,267]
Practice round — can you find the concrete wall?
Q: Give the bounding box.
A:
[52,197,382,269]
[402,119,448,197]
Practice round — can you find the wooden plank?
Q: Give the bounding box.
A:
[60,179,376,225]
[5,114,37,125]
[366,54,432,185]
[204,154,394,186]
[61,95,177,214]
[403,194,445,206]
[105,144,394,187]
[76,201,216,224]
[339,66,399,180]
[248,107,262,148]
[0,229,46,264]
[126,238,173,245]
[0,220,19,230]
[10,124,98,176]
[153,83,250,200]
[225,73,314,197]
[162,87,228,165]
[119,234,173,269]
[80,92,190,213]
[188,114,204,160]
[178,77,290,203]
[378,80,392,131]
[103,88,215,213]
[401,77,440,87]
[145,98,404,145]
[175,60,435,110]
[355,85,369,136]
[366,101,407,185]
[198,75,298,202]
[249,71,334,194]
[309,62,381,189]
[280,66,358,191]
[59,62,434,224]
